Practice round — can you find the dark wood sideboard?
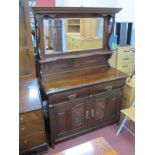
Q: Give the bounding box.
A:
[32,7,128,147]
[19,79,48,154]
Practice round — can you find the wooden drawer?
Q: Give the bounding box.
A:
[19,119,44,137]
[117,64,133,74]
[117,46,132,57]
[92,80,125,94]
[19,110,42,124]
[49,87,90,104]
[117,50,133,57]
[117,54,134,63]
[19,131,46,151]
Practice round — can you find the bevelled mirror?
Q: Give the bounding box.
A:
[43,18,104,55]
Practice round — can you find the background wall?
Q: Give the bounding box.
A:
[56,0,116,7]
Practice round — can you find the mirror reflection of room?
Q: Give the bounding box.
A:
[43,18,103,55]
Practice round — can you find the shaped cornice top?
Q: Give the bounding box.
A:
[32,7,122,17]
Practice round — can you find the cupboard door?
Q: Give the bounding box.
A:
[90,93,107,127]
[106,90,122,120]
[50,98,88,140]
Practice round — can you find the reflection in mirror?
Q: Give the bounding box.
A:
[43,18,104,55]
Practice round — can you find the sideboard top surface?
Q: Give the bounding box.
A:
[19,79,42,114]
[41,67,128,95]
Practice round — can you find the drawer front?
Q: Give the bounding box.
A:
[117,50,133,57]
[92,80,125,94]
[19,110,42,124]
[117,46,131,51]
[117,54,134,64]
[117,46,132,57]
[49,87,90,104]
[19,132,46,151]
[117,64,133,74]
[19,119,44,137]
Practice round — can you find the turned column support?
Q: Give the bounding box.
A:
[103,15,115,50]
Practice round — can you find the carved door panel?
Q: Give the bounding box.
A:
[52,98,88,140]
[106,90,122,120]
[90,93,108,127]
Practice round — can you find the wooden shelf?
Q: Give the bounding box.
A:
[39,50,114,63]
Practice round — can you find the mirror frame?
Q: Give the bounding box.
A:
[33,7,121,60]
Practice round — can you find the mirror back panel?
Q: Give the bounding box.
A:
[43,18,104,55]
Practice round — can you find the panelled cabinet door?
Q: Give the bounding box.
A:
[51,98,88,140]
[90,93,107,127]
[106,90,122,120]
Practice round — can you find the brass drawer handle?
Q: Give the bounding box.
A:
[86,110,89,119]
[91,109,94,118]
[105,86,112,91]
[68,94,76,100]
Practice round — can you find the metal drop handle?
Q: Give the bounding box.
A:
[68,94,76,100]
[105,86,113,91]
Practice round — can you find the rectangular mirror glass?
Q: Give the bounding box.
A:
[43,18,104,55]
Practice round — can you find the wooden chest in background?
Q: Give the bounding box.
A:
[109,46,135,75]
[19,79,48,154]
[66,34,102,51]
[122,76,135,109]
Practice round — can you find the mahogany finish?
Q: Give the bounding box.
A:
[19,79,42,113]
[19,79,48,154]
[33,7,128,147]
[41,67,127,94]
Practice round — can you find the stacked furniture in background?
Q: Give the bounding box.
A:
[115,22,133,46]
[19,79,48,154]
[66,18,102,51]
[66,34,102,51]
[109,46,135,109]
[19,0,48,154]
[122,75,135,109]
[109,46,135,76]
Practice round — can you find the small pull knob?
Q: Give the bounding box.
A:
[21,127,25,131]
[85,110,89,119]
[91,109,94,118]
[20,117,23,123]
[24,140,28,144]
